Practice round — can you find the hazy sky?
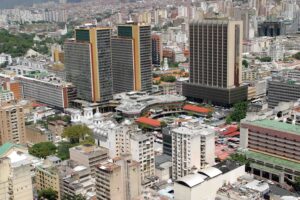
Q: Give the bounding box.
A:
[0,0,49,9]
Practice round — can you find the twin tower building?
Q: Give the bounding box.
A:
[65,19,248,106]
[64,23,152,103]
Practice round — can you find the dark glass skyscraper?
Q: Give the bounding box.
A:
[111,23,152,94]
[64,26,113,103]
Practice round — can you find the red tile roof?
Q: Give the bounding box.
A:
[220,126,238,136]
[136,117,161,127]
[226,131,240,137]
[183,104,211,114]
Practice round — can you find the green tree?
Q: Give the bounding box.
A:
[62,194,85,200]
[160,75,176,82]
[242,60,249,68]
[56,142,77,160]
[62,124,94,144]
[293,177,300,191]
[259,56,272,62]
[0,29,34,57]
[294,52,300,60]
[29,142,57,158]
[226,116,233,124]
[38,188,58,200]
[226,101,248,124]
[160,121,167,127]
[229,153,250,165]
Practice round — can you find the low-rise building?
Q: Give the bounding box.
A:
[174,161,245,200]
[114,92,186,118]
[241,117,300,184]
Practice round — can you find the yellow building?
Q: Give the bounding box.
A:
[35,164,61,199]
[0,102,26,145]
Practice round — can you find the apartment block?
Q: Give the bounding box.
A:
[69,144,108,177]
[130,133,155,181]
[172,125,215,180]
[35,164,61,199]
[60,164,95,198]
[95,155,141,200]
[0,143,34,200]
[0,102,26,145]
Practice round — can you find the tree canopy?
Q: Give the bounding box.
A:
[293,176,300,192]
[38,188,58,200]
[259,56,272,62]
[29,142,57,158]
[294,52,300,60]
[160,75,176,83]
[242,60,249,68]
[62,194,85,200]
[0,29,34,57]
[56,142,77,160]
[62,124,94,144]
[226,101,248,124]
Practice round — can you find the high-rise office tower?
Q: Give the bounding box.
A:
[111,23,152,94]
[152,33,163,67]
[64,26,113,103]
[0,102,26,145]
[183,19,248,106]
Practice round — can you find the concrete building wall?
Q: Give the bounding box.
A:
[17,76,71,109]
[0,158,34,200]
[174,165,245,200]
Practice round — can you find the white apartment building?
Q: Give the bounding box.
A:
[0,53,12,66]
[130,133,155,181]
[172,124,215,180]
[0,143,34,200]
[94,119,155,181]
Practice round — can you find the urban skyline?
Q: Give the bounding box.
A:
[0,0,300,200]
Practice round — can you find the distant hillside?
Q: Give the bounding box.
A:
[0,0,49,9]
